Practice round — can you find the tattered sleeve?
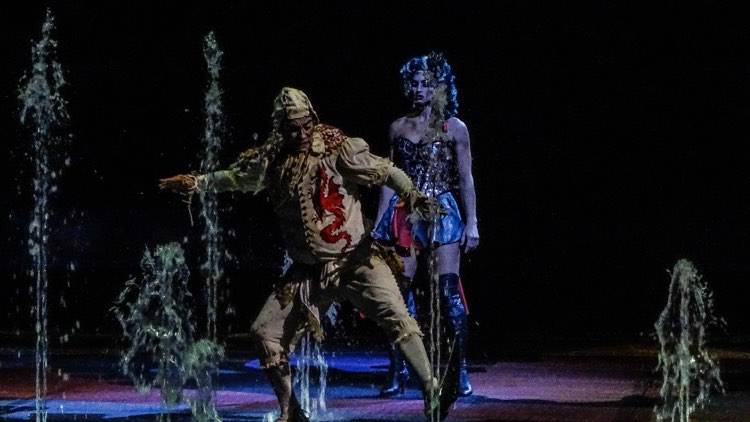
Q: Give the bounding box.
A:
[337,137,419,198]
[337,137,395,187]
[198,149,268,194]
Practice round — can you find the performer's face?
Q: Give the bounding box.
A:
[409,71,437,108]
[282,115,316,149]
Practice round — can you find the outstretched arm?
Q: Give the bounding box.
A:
[451,118,479,252]
[159,147,268,195]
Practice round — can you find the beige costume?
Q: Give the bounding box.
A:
[199,90,422,368]
[189,88,444,421]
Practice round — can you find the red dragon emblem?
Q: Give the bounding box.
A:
[316,166,352,252]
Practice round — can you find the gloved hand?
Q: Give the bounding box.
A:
[158,174,200,194]
[401,189,446,223]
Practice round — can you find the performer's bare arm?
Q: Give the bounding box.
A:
[450,117,480,252]
[375,121,400,227]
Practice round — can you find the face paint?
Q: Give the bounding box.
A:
[282,116,316,150]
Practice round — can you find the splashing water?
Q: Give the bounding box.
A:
[112,243,224,421]
[654,259,725,422]
[262,411,280,422]
[184,339,225,421]
[293,333,329,420]
[428,247,442,422]
[423,135,455,421]
[18,9,70,422]
[199,31,226,343]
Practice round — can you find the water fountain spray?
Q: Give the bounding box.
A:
[199,31,225,343]
[654,259,725,422]
[18,9,70,422]
[112,243,224,421]
[427,222,442,422]
[293,332,329,420]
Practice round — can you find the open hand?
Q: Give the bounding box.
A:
[158,174,198,194]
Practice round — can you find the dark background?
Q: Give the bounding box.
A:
[1,1,749,358]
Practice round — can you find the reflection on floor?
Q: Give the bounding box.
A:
[1,346,749,421]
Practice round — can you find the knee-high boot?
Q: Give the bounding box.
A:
[440,273,473,397]
[380,343,410,396]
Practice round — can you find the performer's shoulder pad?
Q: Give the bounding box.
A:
[313,123,349,154]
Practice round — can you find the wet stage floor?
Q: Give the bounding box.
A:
[1,345,749,421]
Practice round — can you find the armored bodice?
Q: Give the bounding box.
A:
[392,136,459,198]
